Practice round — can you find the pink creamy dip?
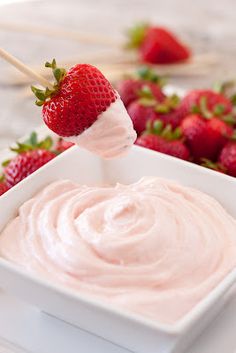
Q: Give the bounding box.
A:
[1,177,236,324]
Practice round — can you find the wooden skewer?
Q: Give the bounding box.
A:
[20,59,211,100]
[0,47,54,89]
[0,43,219,88]
[21,66,137,99]
[5,56,215,87]
[0,22,219,67]
[0,48,137,86]
[0,22,121,47]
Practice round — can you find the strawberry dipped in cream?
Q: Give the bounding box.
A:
[32,60,137,159]
[1,177,236,324]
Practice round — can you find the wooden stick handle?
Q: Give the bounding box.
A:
[0,22,121,47]
[0,47,54,89]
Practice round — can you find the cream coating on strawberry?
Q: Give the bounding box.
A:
[66,97,137,159]
[32,61,136,159]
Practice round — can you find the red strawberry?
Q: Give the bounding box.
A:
[179,90,233,117]
[206,117,233,150]
[161,139,190,160]
[32,60,137,158]
[56,138,74,153]
[140,27,191,64]
[128,92,181,135]
[136,134,190,160]
[181,115,206,161]
[117,79,165,107]
[155,109,184,128]
[117,79,143,107]
[218,142,236,177]
[150,94,183,128]
[135,133,163,151]
[136,120,190,160]
[127,24,191,64]
[4,149,56,188]
[117,67,166,107]
[32,61,117,137]
[0,182,8,196]
[127,100,157,135]
[181,114,233,161]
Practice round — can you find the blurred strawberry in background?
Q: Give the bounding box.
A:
[126,24,191,64]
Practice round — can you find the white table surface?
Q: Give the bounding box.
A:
[0,1,236,352]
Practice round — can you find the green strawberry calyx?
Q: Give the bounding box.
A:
[145,119,182,141]
[10,132,54,154]
[138,87,180,113]
[31,59,67,106]
[155,94,180,113]
[191,96,236,125]
[201,158,226,173]
[0,174,5,183]
[1,132,55,171]
[137,66,167,87]
[126,23,149,49]
[213,80,236,106]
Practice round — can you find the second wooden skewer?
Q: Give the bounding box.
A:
[0,22,122,47]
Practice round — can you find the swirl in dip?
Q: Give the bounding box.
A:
[0,177,236,324]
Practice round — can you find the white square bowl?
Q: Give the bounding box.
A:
[0,145,235,353]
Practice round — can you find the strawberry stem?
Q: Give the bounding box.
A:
[201,158,226,172]
[31,59,67,106]
[145,120,153,133]
[162,124,173,140]
[0,175,5,183]
[10,132,53,154]
[137,85,155,99]
[139,97,156,107]
[199,96,212,119]
[137,66,166,87]
[153,120,164,134]
[155,94,180,113]
[126,23,148,49]
[231,130,236,141]
[231,94,236,106]
[1,160,10,167]
[221,114,236,125]
[213,104,225,116]
[213,81,236,107]
[213,80,236,95]
[145,119,183,141]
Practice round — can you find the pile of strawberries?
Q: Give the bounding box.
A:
[1,64,235,197]
[117,67,236,177]
[0,133,74,196]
